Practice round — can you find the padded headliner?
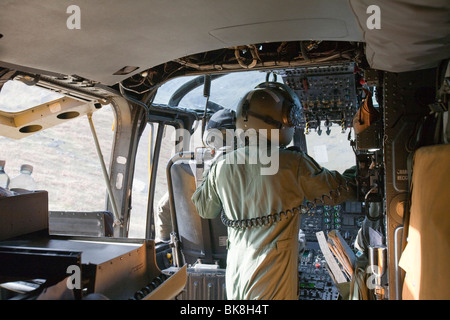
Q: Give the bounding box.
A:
[1,1,449,86]
[349,0,450,73]
[0,0,363,85]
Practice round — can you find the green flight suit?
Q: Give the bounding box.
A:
[192,146,356,300]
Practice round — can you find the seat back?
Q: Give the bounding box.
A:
[399,144,450,299]
[170,159,227,267]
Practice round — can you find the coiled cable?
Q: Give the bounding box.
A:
[221,180,353,230]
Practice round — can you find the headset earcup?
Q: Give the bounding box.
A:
[255,81,302,127]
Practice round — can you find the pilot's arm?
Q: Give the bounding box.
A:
[191,161,222,219]
[298,152,357,204]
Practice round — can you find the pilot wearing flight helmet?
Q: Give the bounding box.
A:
[192,81,357,300]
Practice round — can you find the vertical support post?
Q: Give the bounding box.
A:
[145,123,165,240]
[87,113,121,227]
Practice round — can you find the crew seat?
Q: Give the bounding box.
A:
[399,144,450,299]
[168,155,228,268]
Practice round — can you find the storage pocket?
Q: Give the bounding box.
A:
[275,238,292,251]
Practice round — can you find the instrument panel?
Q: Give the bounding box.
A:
[298,202,365,300]
[278,62,359,134]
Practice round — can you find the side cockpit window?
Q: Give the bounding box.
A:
[0,80,115,213]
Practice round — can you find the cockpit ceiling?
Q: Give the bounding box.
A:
[0,0,362,86]
[0,0,449,87]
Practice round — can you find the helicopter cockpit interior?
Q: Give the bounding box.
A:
[0,1,449,302]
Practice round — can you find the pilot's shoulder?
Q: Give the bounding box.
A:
[279,146,307,163]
